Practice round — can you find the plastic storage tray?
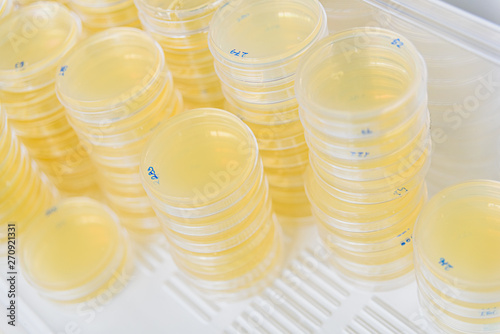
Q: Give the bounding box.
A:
[1,0,499,333]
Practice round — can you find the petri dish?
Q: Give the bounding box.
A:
[295,27,427,125]
[56,27,166,116]
[208,0,328,80]
[0,2,82,91]
[141,108,259,215]
[21,197,130,302]
[414,180,500,292]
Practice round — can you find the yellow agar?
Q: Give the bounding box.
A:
[418,196,500,285]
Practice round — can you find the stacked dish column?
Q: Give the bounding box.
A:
[208,0,328,219]
[296,28,431,288]
[135,0,227,110]
[0,2,97,197]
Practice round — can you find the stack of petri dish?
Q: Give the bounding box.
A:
[384,16,500,195]
[0,0,12,19]
[68,0,140,35]
[208,0,328,219]
[320,0,377,34]
[0,2,98,197]
[141,108,283,298]
[21,197,132,303]
[0,110,58,255]
[56,27,183,232]
[135,0,226,110]
[414,181,500,333]
[295,28,432,287]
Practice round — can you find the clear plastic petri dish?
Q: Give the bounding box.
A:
[326,243,414,287]
[20,197,131,302]
[414,180,500,294]
[0,2,82,91]
[164,196,272,254]
[170,215,276,273]
[56,27,167,117]
[316,198,423,253]
[0,84,63,121]
[140,108,260,217]
[154,165,266,236]
[295,28,427,130]
[208,0,327,81]
[309,182,427,233]
[181,221,283,299]
[309,140,430,195]
[304,111,429,163]
[70,0,138,32]
[308,125,432,182]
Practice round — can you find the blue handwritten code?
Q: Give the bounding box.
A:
[59,65,68,76]
[230,49,248,58]
[391,38,404,48]
[394,187,408,197]
[237,13,249,22]
[361,128,372,135]
[351,151,369,158]
[397,228,410,238]
[481,308,497,317]
[45,206,57,216]
[148,167,159,184]
[15,61,24,69]
[400,237,412,246]
[439,258,453,271]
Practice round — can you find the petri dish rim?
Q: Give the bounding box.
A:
[208,0,327,67]
[0,2,81,90]
[140,108,259,209]
[295,27,427,122]
[55,27,165,112]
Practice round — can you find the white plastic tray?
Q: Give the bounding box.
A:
[0,225,437,334]
[1,0,499,333]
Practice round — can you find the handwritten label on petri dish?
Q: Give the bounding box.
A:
[391,38,404,48]
[45,206,57,216]
[361,128,373,135]
[439,258,453,271]
[15,61,24,69]
[237,13,249,22]
[394,187,408,197]
[147,167,160,185]
[350,151,369,158]
[230,49,248,58]
[59,66,68,76]
[481,308,497,317]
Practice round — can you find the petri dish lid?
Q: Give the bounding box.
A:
[21,197,126,300]
[414,180,500,291]
[0,2,81,91]
[137,0,226,33]
[141,108,259,212]
[295,27,427,122]
[208,0,327,67]
[55,27,165,113]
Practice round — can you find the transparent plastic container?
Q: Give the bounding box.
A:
[208,0,328,218]
[362,0,500,196]
[414,180,500,333]
[135,0,226,109]
[20,197,132,303]
[0,110,58,255]
[320,0,377,33]
[0,2,98,196]
[68,0,140,35]
[140,108,283,298]
[296,28,431,288]
[56,27,183,232]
